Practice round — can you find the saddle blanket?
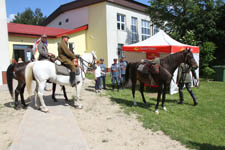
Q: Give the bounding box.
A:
[55,60,80,76]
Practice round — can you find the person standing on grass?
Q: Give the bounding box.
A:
[94,60,102,93]
[119,56,128,88]
[177,63,198,106]
[110,58,121,92]
[100,58,107,89]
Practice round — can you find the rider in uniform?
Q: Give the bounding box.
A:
[110,58,121,91]
[100,58,107,89]
[58,35,79,87]
[37,34,55,60]
[177,63,198,106]
[119,56,128,88]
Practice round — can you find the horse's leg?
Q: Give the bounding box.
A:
[155,85,163,114]
[132,79,137,106]
[20,83,28,108]
[74,82,83,109]
[161,84,168,111]
[52,83,57,102]
[139,82,146,104]
[38,81,48,112]
[14,86,20,109]
[62,86,69,102]
[34,82,40,109]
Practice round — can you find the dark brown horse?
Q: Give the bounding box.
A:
[125,48,198,114]
[6,62,68,109]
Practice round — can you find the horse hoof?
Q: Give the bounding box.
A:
[155,110,159,114]
[23,105,28,109]
[40,107,49,113]
[162,106,167,111]
[193,103,198,106]
[75,104,83,109]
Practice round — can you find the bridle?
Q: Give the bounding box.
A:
[78,53,96,73]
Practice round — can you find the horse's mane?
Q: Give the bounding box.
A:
[160,51,185,73]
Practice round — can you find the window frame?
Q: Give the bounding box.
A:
[141,20,150,41]
[131,17,138,43]
[117,13,126,31]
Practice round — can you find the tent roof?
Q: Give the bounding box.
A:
[123,30,199,53]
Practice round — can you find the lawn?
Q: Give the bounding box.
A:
[86,73,225,150]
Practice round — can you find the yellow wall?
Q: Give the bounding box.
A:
[8,31,86,62]
[87,2,108,65]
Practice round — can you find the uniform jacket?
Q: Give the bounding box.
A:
[119,60,128,75]
[58,40,76,63]
[110,63,121,77]
[100,63,106,76]
[38,41,48,60]
[177,63,197,84]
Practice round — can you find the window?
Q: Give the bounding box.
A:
[131,17,138,43]
[69,43,74,53]
[117,14,125,30]
[141,20,150,41]
[58,21,62,25]
[117,44,124,57]
[154,25,159,35]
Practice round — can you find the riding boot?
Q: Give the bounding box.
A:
[189,90,198,106]
[178,90,184,104]
[112,85,115,91]
[117,84,120,92]
[70,72,76,87]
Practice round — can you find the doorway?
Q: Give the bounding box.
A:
[13,45,33,62]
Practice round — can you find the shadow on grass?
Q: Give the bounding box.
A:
[189,141,225,150]
[109,97,155,111]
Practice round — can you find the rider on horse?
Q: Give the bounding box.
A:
[58,34,79,87]
[38,34,55,60]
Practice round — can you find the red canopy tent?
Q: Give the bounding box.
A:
[122,30,199,94]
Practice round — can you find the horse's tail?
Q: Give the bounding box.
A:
[6,63,16,98]
[125,63,131,85]
[25,62,35,96]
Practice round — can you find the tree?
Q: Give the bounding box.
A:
[147,0,225,76]
[12,8,46,26]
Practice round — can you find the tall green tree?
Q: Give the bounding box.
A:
[12,8,46,26]
[147,0,225,76]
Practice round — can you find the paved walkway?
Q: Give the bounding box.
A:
[10,93,89,150]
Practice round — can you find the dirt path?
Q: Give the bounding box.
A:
[0,79,188,150]
[71,79,188,150]
[0,89,26,150]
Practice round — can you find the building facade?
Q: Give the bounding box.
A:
[0,0,10,85]
[8,23,88,65]
[43,0,157,67]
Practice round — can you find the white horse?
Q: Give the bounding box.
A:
[25,51,97,112]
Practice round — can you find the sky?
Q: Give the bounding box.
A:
[6,0,149,22]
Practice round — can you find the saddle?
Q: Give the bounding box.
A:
[54,59,80,76]
[137,59,160,75]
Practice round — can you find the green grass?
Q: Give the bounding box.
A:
[86,73,225,150]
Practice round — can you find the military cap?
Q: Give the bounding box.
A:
[41,34,47,38]
[62,34,70,39]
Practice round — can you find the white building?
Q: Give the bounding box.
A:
[43,0,158,67]
[0,0,10,85]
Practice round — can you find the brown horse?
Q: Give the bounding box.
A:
[6,62,68,109]
[125,48,198,114]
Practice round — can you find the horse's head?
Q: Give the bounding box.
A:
[183,48,198,70]
[89,51,97,70]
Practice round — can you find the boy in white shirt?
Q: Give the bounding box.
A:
[94,60,102,93]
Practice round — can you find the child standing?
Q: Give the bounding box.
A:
[94,60,102,93]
